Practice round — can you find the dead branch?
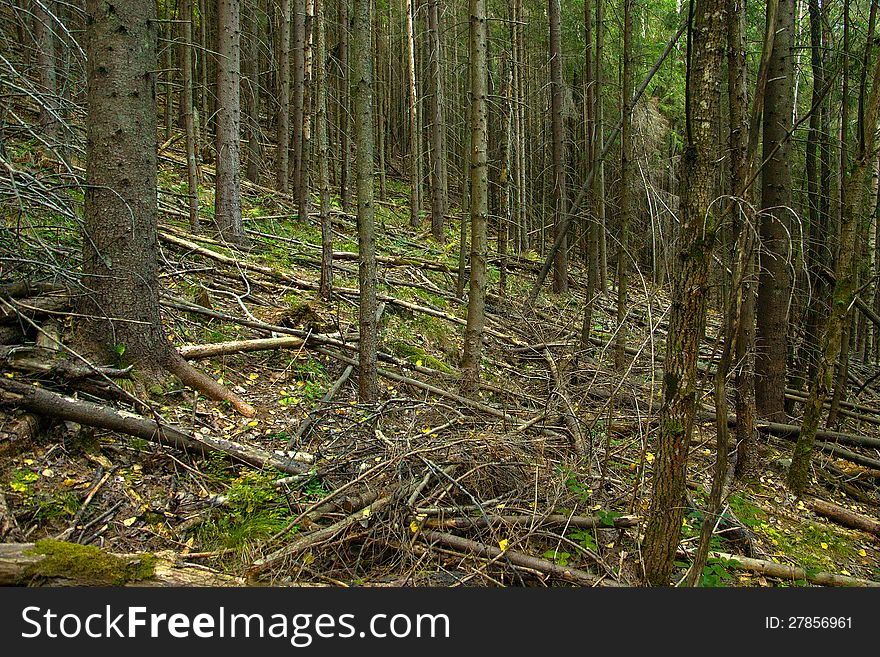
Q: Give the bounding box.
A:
[417,530,618,586]
[0,378,309,475]
[178,335,306,360]
[805,498,880,537]
[705,550,880,587]
[421,513,639,531]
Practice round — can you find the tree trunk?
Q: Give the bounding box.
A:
[405,0,421,228]
[79,0,254,417]
[728,0,757,481]
[181,0,201,232]
[787,7,880,497]
[243,0,262,184]
[427,0,447,242]
[292,0,306,199]
[460,0,489,391]
[549,0,568,294]
[642,0,726,586]
[214,0,247,245]
[276,0,291,192]
[352,0,378,403]
[338,0,351,211]
[34,0,59,148]
[755,0,795,422]
[316,0,332,300]
[615,0,633,369]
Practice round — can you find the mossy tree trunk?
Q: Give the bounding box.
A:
[642,0,726,586]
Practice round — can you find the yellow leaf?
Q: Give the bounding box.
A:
[41,468,53,477]
[499,539,509,552]
[859,549,867,557]
[23,459,34,465]
[62,478,78,487]
[410,521,420,533]
[415,359,423,367]
[122,517,138,527]
[247,420,259,427]
[645,452,655,463]
[248,373,260,381]
[820,542,828,549]
[422,427,431,434]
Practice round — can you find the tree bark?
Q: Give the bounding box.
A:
[276,0,291,192]
[214,0,247,245]
[549,0,568,294]
[427,0,447,242]
[460,0,489,391]
[755,0,795,422]
[642,0,726,586]
[352,0,378,403]
[181,0,201,232]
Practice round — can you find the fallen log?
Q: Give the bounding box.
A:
[705,550,879,587]
[417,530,617,586]
[0,541,242,586]
[700,411,880,470]
[0,378,310,475]
[805,498,880,537]
[421,514,639,531]
[178,335,306,360]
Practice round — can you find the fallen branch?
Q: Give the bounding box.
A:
[417,530,617,586]
[178,335,306,360]
[0,378,309,475]
[248,493,394,575]
[421,514,639,531]
[705,550,879,587]
[805,498,880,537]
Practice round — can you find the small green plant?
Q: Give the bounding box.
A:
[543,549,571,567]
[700,555,738,587]
[567,528,598,552]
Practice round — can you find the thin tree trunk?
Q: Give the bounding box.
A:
[181,0,200,232]
[427,0,447,242]
[243,0,262,184]
[405,0,421,228]
[276,0,291,192]
[461,0,488,391]
[352,0,378,403]
[549,0,568,294]
[615,0,633,369]
[643,0,726,586]
[214,0,247,245]
[316,0,332,300]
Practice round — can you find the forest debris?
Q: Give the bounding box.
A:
[417,530,618,586]
[421,513,639,531]
[178,335,306,360]
[805,498,880,537]
[248,493,395,575]
[705,550,879,587]
[0,378,310,475]
[0,541,243,586]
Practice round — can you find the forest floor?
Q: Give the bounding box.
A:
[1,146,879,587]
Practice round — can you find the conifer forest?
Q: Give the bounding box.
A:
[1,0,880,588]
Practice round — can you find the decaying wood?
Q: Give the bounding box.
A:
[0,488,21,541]
[421,513,639,531]
[178,335,306,359]
[543,348,586,456]
[806,498,880,537]
[0,412,46,457]
[0,296,70,325]
[417,530,617,586]
[0,542,242,586]
[705,550,879,587]
[0,378,309,475]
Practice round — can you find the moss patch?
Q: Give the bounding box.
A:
[25,539,156,585]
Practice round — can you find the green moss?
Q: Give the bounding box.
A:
[25,540,156,585]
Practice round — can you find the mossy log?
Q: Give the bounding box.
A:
[0,540,242,586]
